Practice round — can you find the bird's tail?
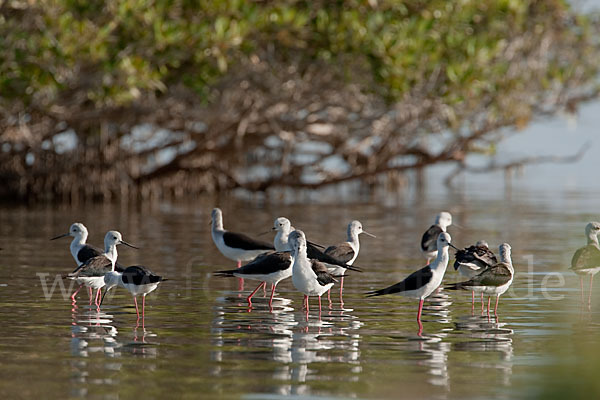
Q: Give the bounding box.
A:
[330,274,349,279]
[214,270,236,277]
[365,287,395,297]
[444,282,465,290]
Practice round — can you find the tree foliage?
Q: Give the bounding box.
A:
[1,0,599,201]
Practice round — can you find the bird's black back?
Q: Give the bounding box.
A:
[215,251,292,276]
[76,244,126,272]
[223,231,274,251]
[122,265,164,285]
[421,225,443,252]
[367,266,433,297]
[454,244,497,270]
[307,242,360,271]
[311,260,337,286]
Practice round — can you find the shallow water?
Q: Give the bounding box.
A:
[1,188,599,399]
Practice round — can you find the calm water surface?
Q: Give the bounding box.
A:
[1,189,599,399]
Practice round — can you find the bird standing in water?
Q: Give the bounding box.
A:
[571,222,600,309]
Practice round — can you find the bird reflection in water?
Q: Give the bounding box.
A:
[70,300,160,360]
[211,300,362,397]
[418,288,452,337]
[453,314,514,387]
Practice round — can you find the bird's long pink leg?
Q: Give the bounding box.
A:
[471,291,475,314]
[417,298,424,321]
[247,282,265,307]
[262,283,268,297]
[494,295,500,315]
[487,297,491,316]
[580,276,585,305]
[142,295,146,320]
[318,295,322,315]
[247,282,265,306]
[70,284,83,301]
[134,296,140,319]
[236,260,244,291]
[268,283,276,311]
[481,293,485,315]
[95,289,102,307]
[417,299,424,336]
[589,275,594,309]
[304,295,309,313]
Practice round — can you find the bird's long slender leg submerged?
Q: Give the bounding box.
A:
[134,296,139,319]
[70,284,83,301]
[417,298,424,321]
[94,289,102,308]
[247,282,266,307]
[236,260,244,291]
[268,284,276,311]
[481,293,485,315]
[589,275,594,310]
[494,295,500,315]
[416,299,425,337]
[318,295,322,319]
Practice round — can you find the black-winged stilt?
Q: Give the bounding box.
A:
[454,240,498,311]
[289,230,337,317]
[367,232,455,334]
[215,251,292,310]
[52,223,125,301]
[210,208,274,268]
[103,265,167,320]
[65,231,137,307]
[271,217,363,273]
[570,222,600,309]
[421,212,452,265]
[447,243,514,316]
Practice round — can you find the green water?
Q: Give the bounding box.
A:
[0,189,599,399]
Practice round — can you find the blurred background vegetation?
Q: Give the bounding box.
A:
[1,0,599,202]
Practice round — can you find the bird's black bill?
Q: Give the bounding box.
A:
[449,243,459,250]
[99,290,109,306]
[120,240,138,249]
[344,264,363,273]
[363,231,377,238]
[50,233,69,241]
